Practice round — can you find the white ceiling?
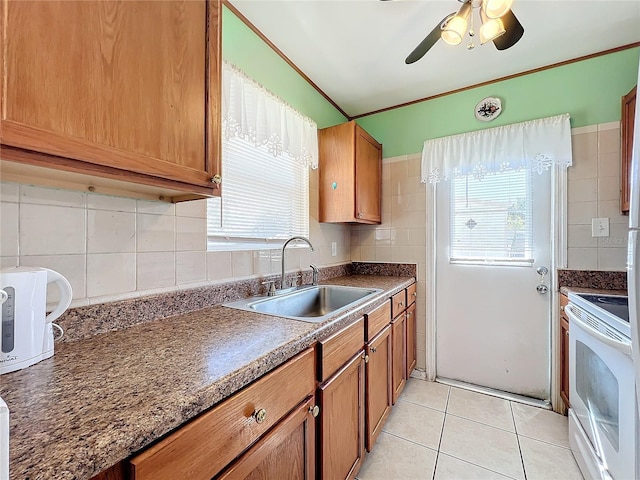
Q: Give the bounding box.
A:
[229,0,640,117]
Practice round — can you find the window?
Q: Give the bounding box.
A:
[207,61,317,250]
[207,138,309,249]
[450,169,533,264]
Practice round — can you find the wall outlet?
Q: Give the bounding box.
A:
[331,242,337,257]
[591,217,610,237]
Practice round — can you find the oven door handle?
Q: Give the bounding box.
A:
[566,305,632,357]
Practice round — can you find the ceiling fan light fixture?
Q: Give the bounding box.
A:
[479,14,505,44]
[441,2,471,46]
[482,0,513,19]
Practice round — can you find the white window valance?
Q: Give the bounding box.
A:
[222,61,318,168]
[421,113,572,184]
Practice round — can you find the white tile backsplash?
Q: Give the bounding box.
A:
[87,253,136,297]
[0,183,19,203]
[87,210,136,254]
[20,254,86,301]
[567,124,627,271]
[176,217,207,251]
[0,202,19,256]
[1,177,350,305]
[87,193,136,212]
[137,252,176,290]
[20,185,86,208]
[20,204,86,255]
[176,251,207,285]
[136,214,176,252]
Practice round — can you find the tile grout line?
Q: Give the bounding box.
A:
[510,401,528,480]
[431,386,452,480]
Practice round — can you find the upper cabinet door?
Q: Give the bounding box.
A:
[319,120,382,224]
[621,86,636,214]
[0,0,221,197]
[354,125,382,223]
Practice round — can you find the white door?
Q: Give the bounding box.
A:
[435,167,552,400]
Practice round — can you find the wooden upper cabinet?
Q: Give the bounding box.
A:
[621,86,636,214]
[319,120,382,224]
[0,0,221,201]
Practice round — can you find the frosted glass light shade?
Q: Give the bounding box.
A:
[441,2,472,46]
[483,0,513,19]
[442,16,467,45]
[479,18,506,44]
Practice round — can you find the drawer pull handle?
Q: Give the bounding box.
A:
[370,346,377,353]
[309,405,320,418]
[254,408,267,424]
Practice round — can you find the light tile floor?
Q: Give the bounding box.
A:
[357,379,584,480]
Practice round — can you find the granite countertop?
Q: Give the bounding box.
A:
[0,274,414,480]
[560,286,628,296]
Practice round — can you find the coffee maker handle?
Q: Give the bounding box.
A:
[44,268,73,323]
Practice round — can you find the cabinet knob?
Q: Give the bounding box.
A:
[398,301,404,307]
[407,311,412,317]
[253,408,267,424]
[210,174,222,185]
[358,212,363,218]
[560,306,565,312]
[370,346,377,353]
[362,353,369,363]
[308,405,320,418]
[566,330,569,337]
[412,292,417,297]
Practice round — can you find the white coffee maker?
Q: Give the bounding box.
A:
[0,267,72,374]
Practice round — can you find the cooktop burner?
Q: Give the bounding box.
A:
[577,294,629,323]
[569,293,630,338]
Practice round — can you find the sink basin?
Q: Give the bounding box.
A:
[223,285,382,323]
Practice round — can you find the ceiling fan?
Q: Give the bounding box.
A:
[383,0,525,64]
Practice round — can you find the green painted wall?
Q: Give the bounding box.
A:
[222,6,346,128]
[357,47,640,157]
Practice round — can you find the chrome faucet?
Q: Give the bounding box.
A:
[281,236,314,290]
[310,264,319,286]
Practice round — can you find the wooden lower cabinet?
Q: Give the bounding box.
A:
[405,303,417,378]
[365,325,392,451]
[129,348,315,480]
[391,314,407,404]
[318,352,366,480]
[215,396,316,480]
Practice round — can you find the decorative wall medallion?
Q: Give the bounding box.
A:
[474,97,502,122]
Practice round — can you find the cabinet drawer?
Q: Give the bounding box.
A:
[407,283,417,306]
[365,301,391,341]
[129,348,315,480]
[318,318,365,382]
[391,290,406,319]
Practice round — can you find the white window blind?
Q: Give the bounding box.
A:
[207,136,309,246]
[450,169,533,264]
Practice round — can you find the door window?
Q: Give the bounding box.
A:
[450,169,533,265]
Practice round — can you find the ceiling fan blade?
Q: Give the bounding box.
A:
[405,14,453,64]
[492,9,524,51]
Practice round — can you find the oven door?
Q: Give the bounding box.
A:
[567,304,635,480]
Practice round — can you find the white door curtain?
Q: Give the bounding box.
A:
[420,113,573,183]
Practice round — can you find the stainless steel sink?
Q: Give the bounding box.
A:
[223,285,382,323]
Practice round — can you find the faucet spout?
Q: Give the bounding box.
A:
[281,236,314,290]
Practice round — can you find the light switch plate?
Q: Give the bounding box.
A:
[331,242,337,257]
[591,218,610,237]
